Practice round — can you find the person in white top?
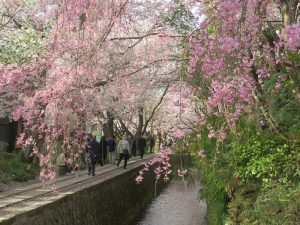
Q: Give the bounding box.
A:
[117,134,131,169]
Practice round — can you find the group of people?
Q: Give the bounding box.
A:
[85,134,154,175]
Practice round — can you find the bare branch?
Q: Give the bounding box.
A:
[110,33,186,41]
[142,84,170,134]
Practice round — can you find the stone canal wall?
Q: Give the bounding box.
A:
[1,163,163,225]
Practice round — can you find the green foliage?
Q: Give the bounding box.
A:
[0,141,9,152]
[263,72,300,137]
[227,182,300,225]
[186,114,300,225]
[162,0,195,34]
[0,27,44,64]
[226,127,300,225]
[77,159,87,170]
[248,182,300,225]
[197,160,229,225]
[186,119,233,225]
[0,153,38,183]
[226,183,260,224]
[233,134,300,186]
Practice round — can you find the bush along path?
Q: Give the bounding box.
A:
[180,118,300,225]
[0,153,38,188]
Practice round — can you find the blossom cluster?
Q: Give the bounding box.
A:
[135,146,172,184]
[188,0,299,145]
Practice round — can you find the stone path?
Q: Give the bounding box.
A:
[0,155,154,223]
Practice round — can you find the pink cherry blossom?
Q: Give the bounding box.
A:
[173,129,186,139]
[135,175,144,184]
[198,150,206,159]
[198,117,206,125]
[177,169,187,177]
[1,0,298,186]
[275,83,282,90]
[282,24,300,51]
[136,146,172,184]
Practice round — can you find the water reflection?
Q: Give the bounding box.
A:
[137,180,206,225]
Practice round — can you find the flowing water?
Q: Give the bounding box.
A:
[136,178,207,225]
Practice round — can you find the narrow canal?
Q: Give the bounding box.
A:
[136,178,207,225]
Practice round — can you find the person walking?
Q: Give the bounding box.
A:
[117,134,131,169]
[132,137,137,157]
[149,136,155,153]
[127,135,133,154]
[98,136,107,166]
[107,136,116,164]
[56,152,69,175]
[86,134,99,176]
[138,135,146,159]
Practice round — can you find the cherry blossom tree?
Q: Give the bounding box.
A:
[2,0,298,185]
[178,0,300,171]
[0,0,194,181]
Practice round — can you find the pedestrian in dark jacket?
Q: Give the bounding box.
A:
[127,135,133,153]
[149,136,155,153]
[99,136,107,165]
[86,134,99,176]
[138,135,146,159]
[132,138,137,157]
[107,136,116,164]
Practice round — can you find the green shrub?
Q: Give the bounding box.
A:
[226,182,260,224]
[263,72,300,137]
[76,157,87,170]
[0,154,38,183]
[248,182,300,225]
[232,134,300,186]
[0,141,9,153]
[198,162,229,225]
[187,115,300,225]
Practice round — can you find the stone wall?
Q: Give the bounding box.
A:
[1,164,164,225]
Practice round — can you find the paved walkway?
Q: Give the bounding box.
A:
[0,155,154,223]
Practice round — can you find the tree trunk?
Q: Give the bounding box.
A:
[135,107,144,138]
[102,112,114,138]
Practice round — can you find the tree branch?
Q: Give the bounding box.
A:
[142,84,169,134]
[117,119,133,136]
